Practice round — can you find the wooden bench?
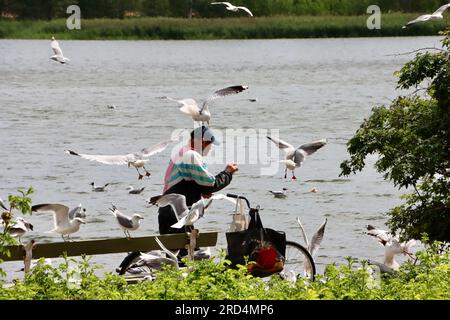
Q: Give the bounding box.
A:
[0,231,218,283]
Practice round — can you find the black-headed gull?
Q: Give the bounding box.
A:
[127,186,145,195]
[211,2,253,16]
[149,193,236,229]
[269,188,288,198]
[91,182,109,192]
[163,85,248,125]
[65,136,179,180]
[267,136,327,179]
[109,204,144,239]
[32,203,86,241]
[50,36,70,64]
[366,225,416,270]
[403,3,450,28]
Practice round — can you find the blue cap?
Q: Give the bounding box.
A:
[190,126,220,145]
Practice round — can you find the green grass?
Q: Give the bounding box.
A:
[0,14,448,40]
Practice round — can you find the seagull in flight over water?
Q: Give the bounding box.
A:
[32,203,86,241]
[267,136,327,180]
[402,3,450,28]
[211,2,253,17]
[65,136,180,180]
[162,85,248,125]
[50,36,70,64]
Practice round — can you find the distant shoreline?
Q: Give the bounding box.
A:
[0,14,446,40]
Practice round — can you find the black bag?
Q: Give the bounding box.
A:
[226,208,286,277]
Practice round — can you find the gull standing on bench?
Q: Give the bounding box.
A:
[32,203,86,241]
[109,204,144,239]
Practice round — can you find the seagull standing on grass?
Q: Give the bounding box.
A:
[366,225,416,271]
[109,204,144,239]
[32,204,86,241]
[162,85,249,125]
[211,2,253,17]
[65,136,179,180]
[50,37,70,64]
[402,3,450,28]
[267,136,327,179]
[149,193,236,229]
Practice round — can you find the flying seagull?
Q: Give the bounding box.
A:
[50,36,70,64]
[91,182,109,192]
[267,136,327,179]
[149,193,236,229]
[127,186,145,195]
[6,217,33,244]
[402,3,450,28]
[211,2,253,17]
[162,85,249,125]
[269,188,288,198]
[65,136,179,180]
[109,204,144,239]
[32,203,86,241]
[366,225,416,270]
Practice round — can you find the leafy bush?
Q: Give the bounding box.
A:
[0,245,448,300]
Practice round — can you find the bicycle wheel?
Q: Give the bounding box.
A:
[283,241,316,281]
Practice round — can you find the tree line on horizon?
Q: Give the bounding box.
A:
[1,0,449,20]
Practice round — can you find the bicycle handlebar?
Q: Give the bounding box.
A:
[226,193,251,209]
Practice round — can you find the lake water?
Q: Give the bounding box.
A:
[0,36,443,279]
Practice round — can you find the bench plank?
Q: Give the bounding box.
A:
[0,232,218,262]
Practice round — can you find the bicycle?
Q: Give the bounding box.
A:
[116,193,316,281]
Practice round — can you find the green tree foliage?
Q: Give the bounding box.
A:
[2,0,450,19]
[341,31,450,243]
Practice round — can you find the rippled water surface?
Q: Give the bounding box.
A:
[0,37,442,278]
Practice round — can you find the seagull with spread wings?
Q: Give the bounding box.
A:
[402,3,450,28]
[211,2,253,17]
[5,217,34,244]
[366,225,416,270]
[296,217,327,276]
[32,203,86,241]
[50,36,70,64]
[149,193,236,229]
[267,136,327,179]
[163,85,248,125]
[65,136,179,180]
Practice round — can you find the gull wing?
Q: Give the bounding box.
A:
[298,139,327,155]
[140,139,176,158]
[211,2,233,7]
[149,194,188,219]
[154,237,179,268]
[51,39,63,56]
[238,6,253,16]
[267,136,296,155]
[65,149,136,165]
[296,217,310,249]
[433,3,450,15]
[201,85,249,112]
[0,197,8,211]
[208,193,237,206]
[366,225,390,246]
[176,99,200,116]
[309,219,327,257]
[68,204,82,220]
[32,204,70,229]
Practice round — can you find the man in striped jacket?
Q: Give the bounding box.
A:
[158,126,238,235]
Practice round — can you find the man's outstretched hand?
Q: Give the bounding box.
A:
[225,163,239,174]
